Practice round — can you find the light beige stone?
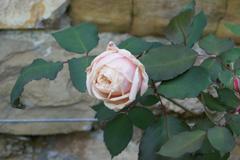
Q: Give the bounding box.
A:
[69,0,132,32]
[0,31,95,135]
[131,0,227,36]
[0,0,69,29]
[216,0,240,43]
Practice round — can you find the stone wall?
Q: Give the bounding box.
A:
[1,0,240,42]
[1,0,240,159]
[69,0,240,43]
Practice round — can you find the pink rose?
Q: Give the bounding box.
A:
[86,41,149,111]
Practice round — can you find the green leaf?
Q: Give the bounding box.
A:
[220,48,240,65]
[226,114,240,136]
[198,137,216,154]
[217,88,239,109]
[158,130,206,158]
[128,107,154,129]
[92,103,118,121]
[165,10,193,45]
[104,114,133,157]
[149,42,163,49]
[234,58,240,71]
[225,22,240,36]
[141,45,197,81]
[196,152,230,160]
[218,70,233,89]
[139,95,159,106]
[187,11,207,47]
[200,58,222,81]
[139,116,188,160]
[68,56,95,92]
[201,93,226,112]
[52,23,99,54]
[11,59,63,108]
[158,67,211,99]
[182,0,195,11]
[118,37,152,55]
[199,34,234,55]
[207,127,235,153]
[194,118,214,131]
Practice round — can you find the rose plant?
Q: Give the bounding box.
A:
[10,0,240,159]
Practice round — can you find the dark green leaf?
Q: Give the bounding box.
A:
[165,10,193,45]
[199,34,234,55]
[226,114,240,136]
[194,118,214,131]
[104,114,133,157]
[139,116,188,160]
[187,11,207,47]
[139,95,159,106]
[182,0,195,11]
[220,48,240,65]
[218,70,233,89]
[207,127,235,153]
[158,67,211,99]
[92,103,118,121]
[158,130,206,158]
[225,22,240,36]
[141,45,197,81]
[128,107,154,129]
[200,58,222,81]
[217,88,239,109]
[196,152,230,160]
[149,42,163,49]
[11,59,63,108]
[234,58,240,71]
[201,93,226,112]
[198,137,216,154]
[68,56,95,92]
[52,23,99,54]
[118,37,152,55]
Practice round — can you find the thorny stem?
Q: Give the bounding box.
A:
[161,94,197,115]
[150,79,167,115]
[150,79,197,115]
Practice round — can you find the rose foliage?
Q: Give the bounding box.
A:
[10,1,240,159]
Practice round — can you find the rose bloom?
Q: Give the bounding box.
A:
[86,41,149,111]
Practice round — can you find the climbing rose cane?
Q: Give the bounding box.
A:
[86,41,149,111]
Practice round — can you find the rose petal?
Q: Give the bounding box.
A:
[92,85,108,100]
[104,98,131,111]
[107,41,119,52]
[106,57,136,82]
[129,67,141,101]
[140,66,149,95]
[92,53,124,72]
[86,74,93,96]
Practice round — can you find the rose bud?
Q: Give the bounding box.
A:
[234,76,240,93]
[86,41,149,111]
[234,76,240,99]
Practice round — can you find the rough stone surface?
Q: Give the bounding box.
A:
[216,0,240,43]
[69,0,240,42]
[0,0,69,29]
[70,0,132,32]
[0,131,139,160]
[131,0,227,35]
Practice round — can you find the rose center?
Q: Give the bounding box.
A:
[95,66,127,96]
